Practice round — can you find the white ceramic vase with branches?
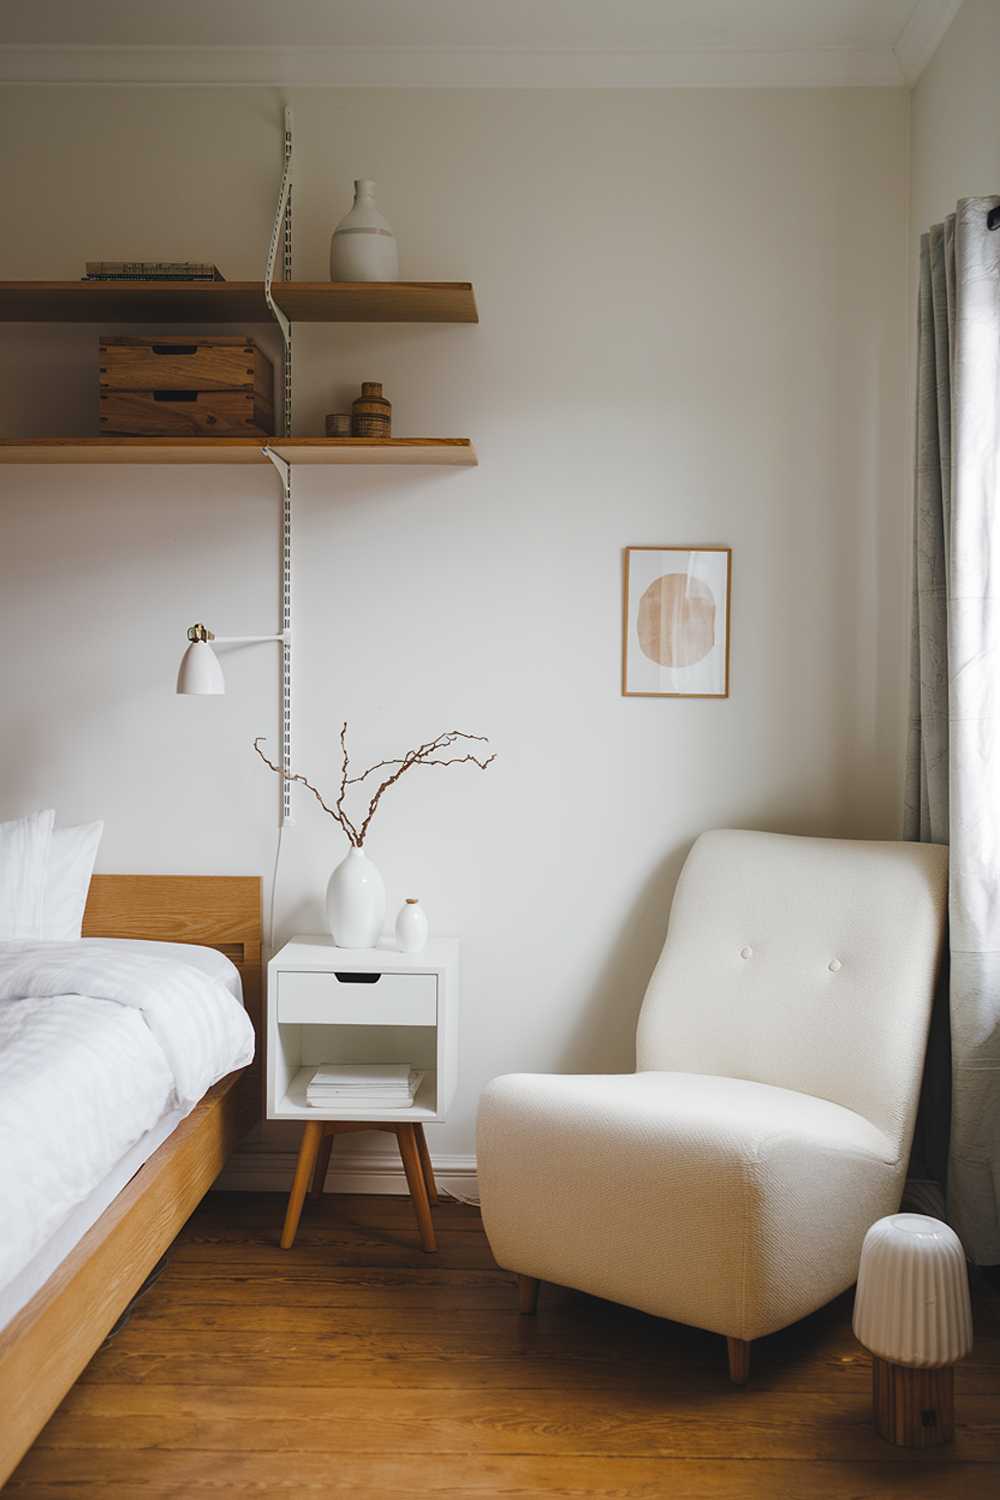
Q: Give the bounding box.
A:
[254,722,495,949]
[326,846,386,949]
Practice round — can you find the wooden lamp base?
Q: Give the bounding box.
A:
[872,1356,955,1447]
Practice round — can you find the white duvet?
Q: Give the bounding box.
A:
[0,941,255,1296]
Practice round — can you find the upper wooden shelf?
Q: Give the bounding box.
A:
[0,437,477,466]
[0,281,478,324]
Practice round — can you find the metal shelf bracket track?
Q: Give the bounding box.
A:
[263,105,295,825]
[265,105,293,438]
[262,444,293,826]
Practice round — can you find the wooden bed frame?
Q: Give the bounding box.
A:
[0,874,262,1486]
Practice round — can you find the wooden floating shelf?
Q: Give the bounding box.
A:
[0,281,478,324]
[0,437,477,467]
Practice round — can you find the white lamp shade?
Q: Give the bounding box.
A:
[853,1214,973,1368]
[176,640,225,695]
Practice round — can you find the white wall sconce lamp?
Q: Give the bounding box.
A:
[176,602,293,829]
[176,616,293,828]
[176,622,290,697]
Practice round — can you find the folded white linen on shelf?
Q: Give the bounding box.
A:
[0,940,255,1295]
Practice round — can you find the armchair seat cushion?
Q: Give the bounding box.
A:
[477,1070,901,1341]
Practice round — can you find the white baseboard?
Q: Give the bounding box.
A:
[215,1147,479,1201]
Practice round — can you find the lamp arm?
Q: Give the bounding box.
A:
[213,631,291,645]
[185,623,290,646]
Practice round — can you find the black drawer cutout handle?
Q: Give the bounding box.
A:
[152,343,198,356]
[153,390,198,402]
[333,971,382,985]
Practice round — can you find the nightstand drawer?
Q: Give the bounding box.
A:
[276,970,437,1026]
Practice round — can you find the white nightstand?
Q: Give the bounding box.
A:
[267,935,459,1253]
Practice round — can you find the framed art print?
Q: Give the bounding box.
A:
[622,546,731,698]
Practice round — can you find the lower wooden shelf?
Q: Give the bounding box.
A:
[0,437,477,467]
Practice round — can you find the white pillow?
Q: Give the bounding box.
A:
[0,808,55,939]
[43,820,104,941]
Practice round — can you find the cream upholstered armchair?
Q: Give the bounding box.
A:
[477,830,948,1384]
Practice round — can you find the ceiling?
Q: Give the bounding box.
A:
[0,0,965,87]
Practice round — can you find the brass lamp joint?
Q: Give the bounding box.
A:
[187,622,215,644]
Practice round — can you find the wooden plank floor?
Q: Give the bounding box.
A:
[8,1192,1000,1497]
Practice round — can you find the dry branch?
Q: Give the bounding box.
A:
[253,723,495,848]
[252,737,357,843]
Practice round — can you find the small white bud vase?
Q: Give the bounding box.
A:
[330,180,400,282]
[395,898,429,954]
[326,846,386,949]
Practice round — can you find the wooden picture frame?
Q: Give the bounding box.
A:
[622,545,732,698]
[0,875,262,1485]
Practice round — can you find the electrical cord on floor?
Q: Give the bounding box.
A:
[441,1187,481,1206]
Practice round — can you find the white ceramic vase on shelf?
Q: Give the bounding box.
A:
[326,846,386,949]
[330,180,400,282]
[395,898,429,954]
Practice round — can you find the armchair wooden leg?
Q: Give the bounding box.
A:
[396,1124,438,1252]
[727,1337,751,1385]
[281,1121,323,1250]
[310,1130,335,1199]
[518,1274,541,1315]
[414,1123,439,1203]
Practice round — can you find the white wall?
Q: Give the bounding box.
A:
[0,84,910,1179]
[911,0,1000,233]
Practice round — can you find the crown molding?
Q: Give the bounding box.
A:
[894,0,965,84]
[0,43,906,89]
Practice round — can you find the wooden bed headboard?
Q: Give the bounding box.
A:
[82,874,263,1082]
[82,873,261,972]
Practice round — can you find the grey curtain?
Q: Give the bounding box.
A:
[905,196,1000,1264]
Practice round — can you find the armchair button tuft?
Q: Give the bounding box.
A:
[828,958,842,973]
[740,946,753,960]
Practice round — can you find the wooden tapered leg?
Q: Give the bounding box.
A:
[280,1121,323,1250]
[310,1130,335,1199]
[396,1124,437,1252]
[518,1274,540,1315]
[414,1124,438,1204]
[727,1337,751,1386]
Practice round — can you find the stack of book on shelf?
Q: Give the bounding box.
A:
[306,1064,424,1111]
[82,261,225,281]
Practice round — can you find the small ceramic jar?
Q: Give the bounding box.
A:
[395,898,429,954]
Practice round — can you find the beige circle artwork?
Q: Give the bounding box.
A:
[637,572,716,668]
